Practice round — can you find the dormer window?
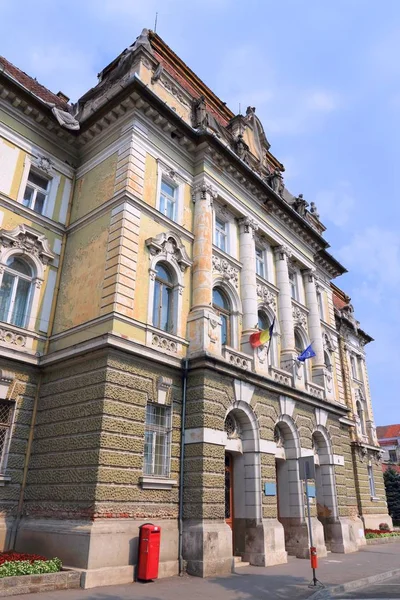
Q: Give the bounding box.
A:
[22,170,50,215]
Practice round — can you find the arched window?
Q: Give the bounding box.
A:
[152,263,173,332]
[258,310,270,331]
[213,287,231,346]
[356,400,366,436]
[324,350,332,371]
[294,330,303,355]
[0,257,33,328]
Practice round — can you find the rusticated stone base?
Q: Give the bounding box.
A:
[0,570,80,597]
[324,517,365,553]
[238,518,287,566]
[280,517,327,558]
[14,516,178,584]
[362,513,393,531]
[183,520,232,577]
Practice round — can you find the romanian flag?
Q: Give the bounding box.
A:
[250,317,275,348]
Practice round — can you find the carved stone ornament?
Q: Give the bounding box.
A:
[145,231,192,272]
[212,255,239,288]
[238,216,258,235]
[50,106,80,131]
[273,245,292,260]
[152,334,177,353]
[0,225,55,265]
[191,183,218,203]
[292,306,307,329]
[256,283,277,311]
[35,155,55,174]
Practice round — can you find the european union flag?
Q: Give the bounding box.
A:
[297,344,316,362]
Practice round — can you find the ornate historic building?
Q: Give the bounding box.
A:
[0,29,390,587]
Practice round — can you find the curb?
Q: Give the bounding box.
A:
[308,567,400,599]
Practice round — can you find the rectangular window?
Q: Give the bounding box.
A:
[255,248,266,278]
[368,465,376,497]
[317,291,324,320]
[215,217,228,252]
[143,403,171,477]
[0,401,13,474]
[389,450,397,463]
[159,179,177,221]
[289,271,298,301]
[350,355,358,379]
[22,170,49,215]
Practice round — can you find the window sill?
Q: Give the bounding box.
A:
[0,475,11,486]
[139,476,177,490]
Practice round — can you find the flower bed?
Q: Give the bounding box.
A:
[0,552,62,578]
[365,528,400,539]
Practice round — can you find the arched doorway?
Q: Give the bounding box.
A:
[223,403,263,564]
[274,416,327,558]
[313,427,339,551]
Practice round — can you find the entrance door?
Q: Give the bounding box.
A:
[225,453,234,530]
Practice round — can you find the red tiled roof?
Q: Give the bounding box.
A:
[0,56,68,109]
[377,425,400,440]
[382,464,400,474]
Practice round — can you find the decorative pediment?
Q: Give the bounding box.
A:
[292,305,308,329]
[212,254,239,288]
[0,225,55,265]
[256,283,277,311]
[145,231,192,272]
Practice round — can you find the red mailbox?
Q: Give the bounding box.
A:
[137,523,161,581]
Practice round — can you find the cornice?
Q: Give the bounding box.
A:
[0,193,66,236]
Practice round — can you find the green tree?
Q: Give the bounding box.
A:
[384,467,400,523]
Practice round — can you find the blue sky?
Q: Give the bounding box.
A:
[1,0,398,425]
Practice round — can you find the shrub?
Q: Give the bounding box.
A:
[0,558,62,579]
[379,522,390,531]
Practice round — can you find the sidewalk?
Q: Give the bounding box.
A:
[6,542,400,600]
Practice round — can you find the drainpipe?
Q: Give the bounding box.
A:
[8,372,42,550]
[178,358,188,576]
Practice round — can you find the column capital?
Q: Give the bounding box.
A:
[273,245,292,260]
[303,267,316,283]
[238,216,258,236]
[192,182,218,203]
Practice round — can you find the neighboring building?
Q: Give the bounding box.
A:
[333,286,388,527]
[0,29,390,586]
[377,425,400,469]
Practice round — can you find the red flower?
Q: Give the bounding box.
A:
[0,551,46,565]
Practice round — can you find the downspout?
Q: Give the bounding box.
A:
[8,372,42,550]
[178,358,188,576]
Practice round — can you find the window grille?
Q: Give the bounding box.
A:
[143,403,172,477]
[0,401,13,473]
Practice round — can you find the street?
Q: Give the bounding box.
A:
[337,574,400,598]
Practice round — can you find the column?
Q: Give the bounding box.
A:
[274,246,295,367]
[303,269,325,385]
[238,216,258,353]
[187,182,219,356]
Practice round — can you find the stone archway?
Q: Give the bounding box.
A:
[313,426,338,551]
[224,401,286,567]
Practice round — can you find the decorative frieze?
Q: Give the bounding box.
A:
[292,304,308,329]
[0,327,27,347]
[212,253,239,288]
[151,333,177,353]
[256,280,277,311]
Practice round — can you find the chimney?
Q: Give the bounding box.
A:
[56,91,70,103]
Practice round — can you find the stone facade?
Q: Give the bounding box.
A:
[0,28,389,587]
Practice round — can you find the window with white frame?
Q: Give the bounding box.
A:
[215,217,228,252]
[317,289,324,320]
[350,355,358,380]
[256,247,266,278]
[213,287,232,346]
[368,464,376,497]
[0,257,33,328]
[152,263,174,333]
[159,179,177,222]
[22,170,50,215]
[143,403,171,477]
[289,271,298,301]
[389,450,397,463]
[0,401,13,474]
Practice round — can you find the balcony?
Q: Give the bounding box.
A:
[223,346,252,370]
[269,365,293,387]
[306,380,325,400]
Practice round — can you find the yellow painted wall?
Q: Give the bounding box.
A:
[53,213,110,333]
[70,154,118,223]
[143,154,157,208]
